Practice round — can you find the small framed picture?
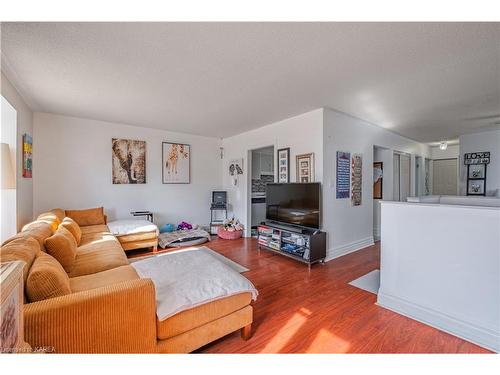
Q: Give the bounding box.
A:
[277,148,290,183]
[296,153,314,183]
[468,180,485,195]
[468,164,485,179]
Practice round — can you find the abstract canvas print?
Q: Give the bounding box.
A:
[162,142,190,184]
[22,133,32,178]
[112,138,146,184]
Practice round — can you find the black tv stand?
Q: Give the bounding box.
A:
[257,222,326,269]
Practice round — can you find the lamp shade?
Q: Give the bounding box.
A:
[1,143,16,189]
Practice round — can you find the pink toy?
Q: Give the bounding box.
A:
[177,221,193,231]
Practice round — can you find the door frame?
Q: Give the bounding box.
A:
[246,145,275,237]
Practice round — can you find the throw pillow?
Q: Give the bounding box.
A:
[26,252,71,302]
[44,226,77,273]
[60,217,82,245]
[65,207,105,226]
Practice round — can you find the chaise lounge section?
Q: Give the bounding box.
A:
[0,208,253,353]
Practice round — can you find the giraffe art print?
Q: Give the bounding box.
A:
[162,142,190,184]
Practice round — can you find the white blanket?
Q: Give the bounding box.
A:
[130,247,258,321]
[107,219,158,236]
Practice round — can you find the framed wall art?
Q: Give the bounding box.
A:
[351,153,362,206]
[162,142,190,184]
[22,133,32,178]
[296,153,314,183]
[277,147,290,183]
[112,138,146,184]
[464,151,489,196]
[336,151,350,199]
[229,158,244,186]
[373,162,383,199]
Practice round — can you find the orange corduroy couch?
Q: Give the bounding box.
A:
[0,208,253,353]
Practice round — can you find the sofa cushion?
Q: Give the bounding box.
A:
[49,208,66,223]
[69,265,139,292]
[80,224,110,235]
[68,237,128,278]
[80,231,114,247]
[44,226,77,273]
[0,237,40,284]
[156,292,252,340]
[36,212,62,233]
[65,207,105,226]
[60,217,82,245]
[26,252,71,302]
[3,221,53,252]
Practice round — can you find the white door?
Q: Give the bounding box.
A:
[433,159,458,195]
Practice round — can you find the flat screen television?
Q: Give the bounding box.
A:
[266,183,321,229]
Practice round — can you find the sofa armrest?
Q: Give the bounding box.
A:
[24,279,157,353]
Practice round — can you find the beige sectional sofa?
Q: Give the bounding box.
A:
[0,208,253,353]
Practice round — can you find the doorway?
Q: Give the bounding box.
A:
[415,156,422,196]
[424,158,431,195]
[373,146,390,240]
[432,158,458,195]
[249,146,274,236]
[393,152,411,202]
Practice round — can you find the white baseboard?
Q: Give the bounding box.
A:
[325,236,374,262]
[377,291,499,353]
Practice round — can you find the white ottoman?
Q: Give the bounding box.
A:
[107,219,159,252]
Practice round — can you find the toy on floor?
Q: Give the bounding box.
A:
[159,223,175,233]
[217,217,244,240]
[177,221,193,231]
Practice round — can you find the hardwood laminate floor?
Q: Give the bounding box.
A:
[128,238,490,354]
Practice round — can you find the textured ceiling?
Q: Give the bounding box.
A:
[1,22,499,141]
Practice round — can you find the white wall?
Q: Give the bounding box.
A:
[221,109,324,235]
[33,113,222,226]
[459,129,500,196]
[323,108,431,260]
[1,72,34,230]
[378,201,500,352]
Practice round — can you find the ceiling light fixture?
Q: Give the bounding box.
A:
[439,141,448,150]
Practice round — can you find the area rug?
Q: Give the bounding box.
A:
[129,246,249,273]
[348,269,380,294]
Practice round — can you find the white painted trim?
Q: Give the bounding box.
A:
[325,236,374,262]
[377,291,499,353]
